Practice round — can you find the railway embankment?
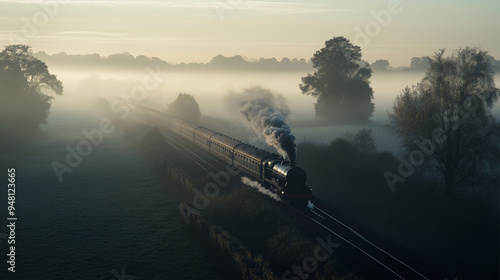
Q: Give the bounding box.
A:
[133,123,364,280]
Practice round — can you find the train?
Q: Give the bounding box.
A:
[133,103,314,207]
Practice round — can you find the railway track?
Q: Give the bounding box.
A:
[160,130,225,174]
[149,127,431,279]
[297,204,430,280]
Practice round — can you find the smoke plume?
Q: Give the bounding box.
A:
[226,87,297,162]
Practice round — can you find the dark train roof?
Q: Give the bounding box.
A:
[210,133,242,149]
[234,144,276,162]
[194,127,216,138]
[169,117,186,126]
[180,121,200,131]
[135,104,283,161]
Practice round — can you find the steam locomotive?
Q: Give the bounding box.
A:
[134,104,314,207]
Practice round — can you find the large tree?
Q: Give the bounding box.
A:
[167,93,201,121]
[0,45,63,133]
[388,47,500,196]
[299,37,374,123]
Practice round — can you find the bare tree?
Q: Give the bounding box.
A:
[388,47,500,196]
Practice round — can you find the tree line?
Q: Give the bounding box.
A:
[33,49,500,73]
[1,41,499,196]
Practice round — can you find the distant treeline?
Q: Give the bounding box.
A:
[35,51,500,73]
[365,55,500,73]
[34,52,312,72]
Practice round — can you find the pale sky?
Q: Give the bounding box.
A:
[0,0,498,66]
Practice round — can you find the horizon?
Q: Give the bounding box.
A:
[31,49,500,71]
[1,0,499,68]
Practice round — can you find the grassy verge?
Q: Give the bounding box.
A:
[184,182,362,280]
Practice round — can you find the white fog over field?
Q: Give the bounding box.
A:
[43,69,500,155]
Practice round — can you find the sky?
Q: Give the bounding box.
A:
[0,0,498,67]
